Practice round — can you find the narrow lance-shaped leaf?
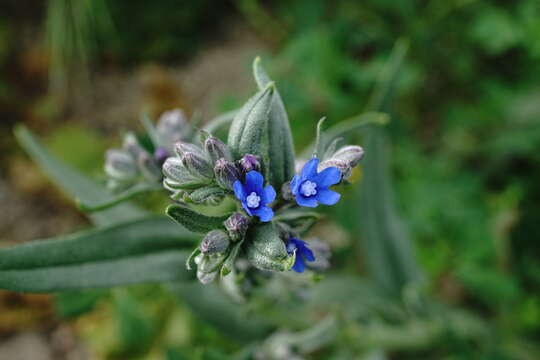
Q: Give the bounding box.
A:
[357,38,424,296]
[0,217,197,292]
[78,182,163,212]
[166,204,230,234]
[253,57,296,188]
[14,125,146,226]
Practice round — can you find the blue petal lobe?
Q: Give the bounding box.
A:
[316,188,341,205]
[313,166,341,187]
[255,206,274,222]
[290,175,301,195]
[300,244,315,262]
[291,257,305,273]
[233,180,245,200]
[301,158,319,180]
[295,194,318,208]
[241,202,253,216]
[245,170,264,192]
[262,185,276,204]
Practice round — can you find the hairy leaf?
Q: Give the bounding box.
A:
[166,204,229,233]
[14,125,146,226]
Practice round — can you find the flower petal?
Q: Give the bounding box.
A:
[301,158,319,181]
[254,206,274,222]
[295,194,318,208]
[262,185,276,204]
[290,175,301,195]
[233,180,245,201]
[313,166,341,187]
[315,188,341,205]
[245,170,264,192]
[299,243,315,262]
[241,202,253,216]
[291,257,305,273]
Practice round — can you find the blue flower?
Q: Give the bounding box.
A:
[290,157,341,207]
[233,170,276,222]
[286,237,315,273]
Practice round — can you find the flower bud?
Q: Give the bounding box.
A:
[162,157,210,189]
[157,109,190,147]
[246,223,296,272]
[104,149,138,180]
[214,158,240,189]
[154,146,169,164]
[138,152,161,181]
[200,230,231,254]
[332,145,364,167]
[195,253,227,285]
[122,132,144,158]
[204,135,232,163]
[174,141,203,158]
[318,159,351,180]
[238,154,260,173]
[224,212,249,241]
[281,181,294,201]
[181,152,213,179]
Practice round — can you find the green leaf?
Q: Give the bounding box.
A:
[274,209,321,235]
[357,38,424,296]
[253,57,296,188]
[246,223,295,272]
[140,112,160,147]
[188,186,228,204]
[228,83,274,163]
[0,250,192,293]
[202,109,239,134]
[169,282,271,341]
[14,125,146,226]
[166,204,229,234]
[0,217,197,292]
[77,182,162,212]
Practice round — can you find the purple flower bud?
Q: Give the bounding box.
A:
[332,145,364,167]
[204,135,231,163]
[174,141,202,158]
[224,212,249,241]
[238,154,260,173]
[214,158,241,190]
[154,147,169,164]
[104,149,138,180]
[200,230,231,254]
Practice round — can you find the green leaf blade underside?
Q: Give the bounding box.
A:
[253,57,296,188]
[357,38,424,296]
[0,250,192,293]
[0,216,197,271]
[166,204,229,234]
[14,125,146,226]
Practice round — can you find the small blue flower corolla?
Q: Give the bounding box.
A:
[286,237,315,273]
[233,170,276,222]
[290,157,341,207]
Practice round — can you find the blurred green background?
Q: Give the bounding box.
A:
[1,0,539,359]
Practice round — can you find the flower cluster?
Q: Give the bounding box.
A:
[157,59,364,284]
[104,109,192,191]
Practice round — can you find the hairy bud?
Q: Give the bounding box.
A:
[214,159,240,189]
[224,212,249,241]
[122,132,144,158]
[157,109,190,147]
[318,159,351,180]
[181,152,213,179]
[174,141,202,158]
[332,145,364,167]
[105,150,138,181]
[195,253,227,285]
[238,154,260,173]
[138,152,162,181]
[200,230,231,254]
[204,135,231,163]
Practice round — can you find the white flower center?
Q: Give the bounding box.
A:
[300,180,317,196]
[246,192,261,208]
